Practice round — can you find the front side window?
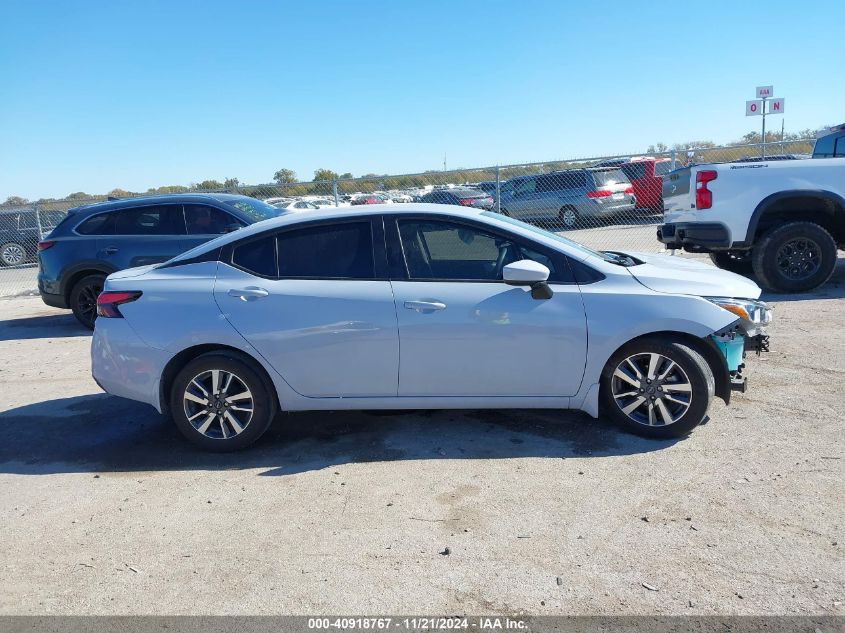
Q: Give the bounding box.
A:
[398,219,563,282]
[513,178,536,196]
[277,222,374,279]
[185,205,242,235]
[114,205,184,235]
[222,197,281,223]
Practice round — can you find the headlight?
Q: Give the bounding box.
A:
[706,297,772,325]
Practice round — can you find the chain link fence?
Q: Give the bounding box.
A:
[0,139,815,300]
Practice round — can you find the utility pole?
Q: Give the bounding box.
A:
[443,152,447,172]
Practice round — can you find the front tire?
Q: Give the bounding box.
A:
[170,352,276,452]
[0,242,26,266]
[709,250,753,275]
[751,222,837,293]
[600,338,714,439]
[69,274,105,329]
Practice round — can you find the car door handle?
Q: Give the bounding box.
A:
[228,287,269,301]
[404,300,446,313]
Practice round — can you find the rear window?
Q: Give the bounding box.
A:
[621,163,647,181]
[592,169,629,187]
[654,161,674,176]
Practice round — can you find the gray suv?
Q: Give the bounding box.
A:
[499,168,636,228]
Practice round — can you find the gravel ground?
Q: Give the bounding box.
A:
[0,260,842,616]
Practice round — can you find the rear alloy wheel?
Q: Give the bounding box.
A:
[709,250,753,275]
[170,352,276,452]
[601,338,714,438]
[0,242,26,266]
[69,274,105,329]
[559,207,579,230]
[752,221,837,293]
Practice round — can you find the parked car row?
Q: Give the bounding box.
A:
[0,208,67,266]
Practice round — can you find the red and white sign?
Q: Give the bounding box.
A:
[756,85,774,99]
[746,100,763,116]
[768,98,785,114]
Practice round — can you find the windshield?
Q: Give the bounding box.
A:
[592,169,629,187]
[222,197,282,223]
[481,211,609,261]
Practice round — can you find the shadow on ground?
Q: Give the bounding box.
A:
[0,312,89,341]
[0,393,679,476]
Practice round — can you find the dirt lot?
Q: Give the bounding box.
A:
[0,261,843,616]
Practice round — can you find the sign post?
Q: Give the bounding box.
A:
[746,86,784,158]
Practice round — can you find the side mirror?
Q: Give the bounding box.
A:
[503,260,554,300]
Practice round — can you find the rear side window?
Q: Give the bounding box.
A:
[277,222,374,279]
[539,172,587,191]
[113,205,184,235]
[232,235,277,277]
[76,213,115,235]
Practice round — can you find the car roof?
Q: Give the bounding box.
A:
[67,193,256,216]
[168,204,490,262]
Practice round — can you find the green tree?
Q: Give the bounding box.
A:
[339,172,353,180]
[193,180,224,190]
[313,168,339,182]
[224,177,240,189]
[273,168,298,184]
[108,188,132,198]
[2,196,29,207]
[66,192,91,200]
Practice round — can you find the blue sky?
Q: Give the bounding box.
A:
[1,0,843,200]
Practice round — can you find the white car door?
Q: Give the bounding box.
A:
[214,218,399,398]
[388,217,588,398]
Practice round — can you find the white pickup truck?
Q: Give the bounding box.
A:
[658,124,845,292]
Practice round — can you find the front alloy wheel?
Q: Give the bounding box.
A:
[610,353,692,427]
[601,338,714,438]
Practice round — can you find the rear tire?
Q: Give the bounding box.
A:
[69,274,105,329]
[751,222,837,293]
[600,337,714,439]
[170,352,277,452]
[709,250,753,275]
[559,207,580,230]
[0,242,26,266]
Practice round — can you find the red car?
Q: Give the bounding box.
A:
[621,157,674,212]
[351,194,387,206]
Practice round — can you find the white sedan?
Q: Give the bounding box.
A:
[91,204,771,451]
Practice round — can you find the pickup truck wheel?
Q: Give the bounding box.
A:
[752,222,837,293]
[709,251,753,275]
[600,338,714,439]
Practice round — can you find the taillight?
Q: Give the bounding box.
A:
[96,291,142,318]
[587,190,612,198]
[37,240,55,251]
[624,186,634,194]
[695,170,718,209]
[458,198,477,206]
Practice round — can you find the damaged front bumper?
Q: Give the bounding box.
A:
[711,321,771,394]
